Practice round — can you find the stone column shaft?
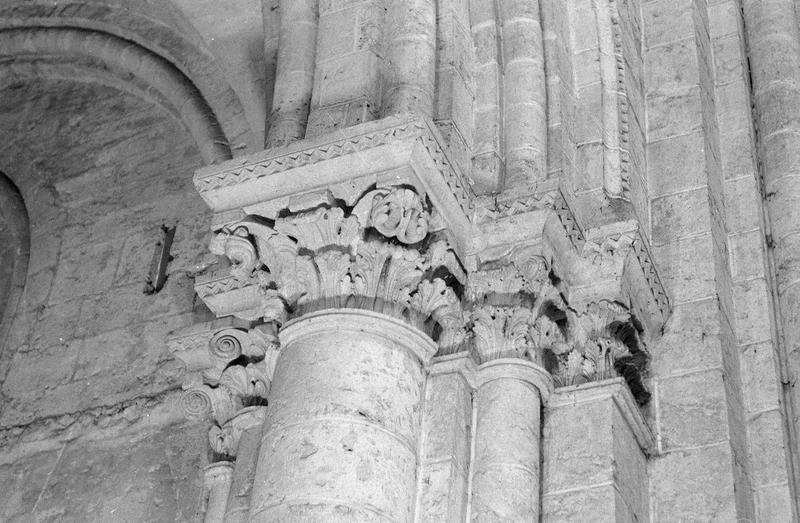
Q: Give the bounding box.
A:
[741,0,800,511]
[470,358,552,522]
[249,309,436,522]
[383,0,436,118]
[266,0,317,147]
[204,462,234,523]
[417,354,474,522]
[224,408,267,523]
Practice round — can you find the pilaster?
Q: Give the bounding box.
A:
[542,378,654,522]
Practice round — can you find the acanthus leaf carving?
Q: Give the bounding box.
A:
[467,253,550,304]
[352,241,392,300]
[471,306,533,363]
[529,315,570,360]
[312,250,354,310]
[379,247,425,309]
[275,207,361,251]
[202,185,657,406]
[427,239,467,284]
[205,185,464,350]
[218,363,270,405]
[545,300,650,405]
[411,278,456,319]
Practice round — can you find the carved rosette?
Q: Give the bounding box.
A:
[208,186,466,347]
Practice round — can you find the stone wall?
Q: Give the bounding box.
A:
[1,417,208,522]
[0,80,214,520]
[644,0,794,520]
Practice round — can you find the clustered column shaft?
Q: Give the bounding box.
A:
[265,0,317,147]
[203,462,234,523]
[382,0,437,118]
[498,0,547,193]
[470,358,552,521]
[741,0,800,507]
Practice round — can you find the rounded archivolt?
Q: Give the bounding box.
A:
[0,27,233,164]
[0,172,29,348]
[0,0,257,161]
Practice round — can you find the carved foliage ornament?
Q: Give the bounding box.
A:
[547,300,651,404]
[208,186,464,341]
[464,258,650,403]
[467,249,549,302]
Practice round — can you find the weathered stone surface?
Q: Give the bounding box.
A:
[0,420,208,522]
[250,310,434,522]
[0,1,798,521]
[543,379,651,523]
[650,443,739,522]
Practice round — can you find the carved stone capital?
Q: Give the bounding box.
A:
[190,117,672,409]
[180,361,270,426]
[167,321,279,425]
[544,194,671,348]
[199,186,466,351]
[463,249,650,404]
[168,321,279,388]
[547,300,650,405]
[471,306,533,362]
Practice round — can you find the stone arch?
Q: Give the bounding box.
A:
[0,0,257,160]
[0,172,30,350]
[0,27,235,164]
